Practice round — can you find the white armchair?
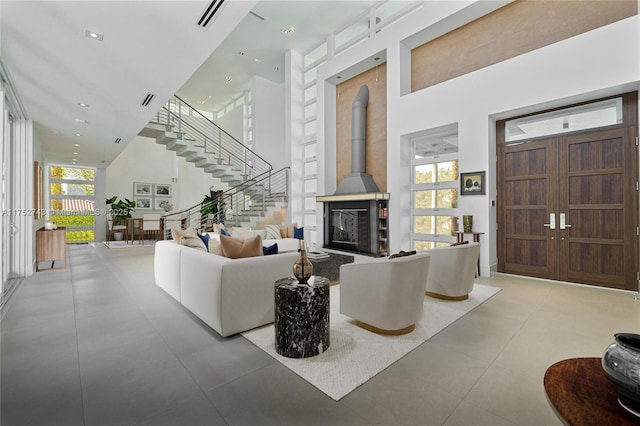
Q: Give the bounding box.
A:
[424,242,480,301]
[339,253,431,335]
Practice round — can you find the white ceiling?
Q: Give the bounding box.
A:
[1,0,381,168]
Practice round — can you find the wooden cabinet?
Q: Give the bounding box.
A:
[36,227,67,271]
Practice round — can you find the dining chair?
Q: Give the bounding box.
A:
[106,214,127,244]
[142,213,162,240]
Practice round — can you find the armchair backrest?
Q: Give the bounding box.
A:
[425,242,480,294]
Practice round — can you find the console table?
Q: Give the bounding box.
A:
[544,357,640,425]
[36,227,67,271]
[274,276,330,358]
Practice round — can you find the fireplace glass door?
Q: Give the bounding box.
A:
[331,208,370,253]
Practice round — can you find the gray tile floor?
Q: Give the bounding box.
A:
[1,242,638,425]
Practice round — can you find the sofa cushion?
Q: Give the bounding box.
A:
[172,228,207,251]
[265,224,281,239]
[279,222,297,238]
[220,228,230,236]
[263,242,279,255]
[220,235,264,259]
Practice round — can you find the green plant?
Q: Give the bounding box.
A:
[106,196,136,225]
[200,194,219,218]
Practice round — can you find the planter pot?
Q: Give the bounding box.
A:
[113,231,124,241]
[602,333,640,416]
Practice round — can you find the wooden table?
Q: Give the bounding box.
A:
[455,231,484,276]
[544,357,640,425]
[126,218,143,244]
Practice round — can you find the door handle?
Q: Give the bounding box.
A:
[543,213,556,229]
[559,213,571,230]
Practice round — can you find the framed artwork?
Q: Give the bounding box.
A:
[154,183,171,197]
[135,197,152,210]
[155,198,172,211]
[134,182,152,196]
[460,171,486,195]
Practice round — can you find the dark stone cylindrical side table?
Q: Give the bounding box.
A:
[274,276,330,358]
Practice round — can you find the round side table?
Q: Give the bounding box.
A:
[274,276,330,358]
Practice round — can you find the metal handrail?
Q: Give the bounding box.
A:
[153,96,272,180]
[161,167,290,239]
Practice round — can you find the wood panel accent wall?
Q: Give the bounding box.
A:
[336,63,387,192]
[411,0,637,92]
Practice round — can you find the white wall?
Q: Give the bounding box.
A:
[215,105,244,143]
[106,135,229,216]
[252,75,286,171]
[313,4,640,276]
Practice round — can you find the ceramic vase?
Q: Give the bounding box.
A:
[463,215,473,233]
[293,249,313,284]
[602,333,640,416]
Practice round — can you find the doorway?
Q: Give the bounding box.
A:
[497,92,638,291]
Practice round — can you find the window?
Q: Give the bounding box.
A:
[410,132,459,251]
[49,166,96,243]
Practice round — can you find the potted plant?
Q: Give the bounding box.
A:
[106,196,136,240]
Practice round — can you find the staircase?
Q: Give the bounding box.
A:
[138,96,288,233]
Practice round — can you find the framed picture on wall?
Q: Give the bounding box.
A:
[154,184,171,197]
[155,198,172,211]
[134,182,152,196]
[135,197,152,210]
[460,171,486,195]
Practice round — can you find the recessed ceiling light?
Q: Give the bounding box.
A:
[208,95,212,99]
[281,27,295,35]
[77,102,89,108]
[75,118,87,123]
[75,133,82,137]
[85,29,104,41]
[238,51,245,55]
[254,58,261,63]
[374,57,380,61]
[337,76,342,79]
[225,76,233,82]
[73,152,78,155]
[72,158,77,161]
[73,143,80,147]
[273,66,279,71]
[197,100,205,105]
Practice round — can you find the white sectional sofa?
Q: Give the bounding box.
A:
[154,237,299,337]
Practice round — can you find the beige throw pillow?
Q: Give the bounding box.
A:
[219,235,263,259]
[208,238,222,256]
[213,223,226,234]
[278,222,298,238]
[172,228,207,251]
[231,227,253,240]
[265,224,282,239]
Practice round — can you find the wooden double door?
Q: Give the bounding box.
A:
[497,96,638,291]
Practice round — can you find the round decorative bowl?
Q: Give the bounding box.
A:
[602,333,640,416]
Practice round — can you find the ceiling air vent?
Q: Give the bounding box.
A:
[197,0,226,28]
[141,93,155,107]
[114,138,122,144]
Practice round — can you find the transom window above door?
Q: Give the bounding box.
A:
[505,97,623,143]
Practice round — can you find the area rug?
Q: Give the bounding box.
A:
[242,283,500,401]
[102,240,156,249]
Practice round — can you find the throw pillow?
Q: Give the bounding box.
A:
[231,227,253,240]
[279,222,298,238]
[219,235,263,259]
[208,238,222,256]
[220,228,230,236]
[213,223,226,234]
[197,232,211,252]
[172,228,207,251]
[293,226,304,240]
[265,224,282,239]
[262,242,279,255]
[389,250,416,259]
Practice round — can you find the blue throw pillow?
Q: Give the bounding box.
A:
[197,233,210,252]
[263,242,279,255]
[220,228,229,236]
[293,226,304,240]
